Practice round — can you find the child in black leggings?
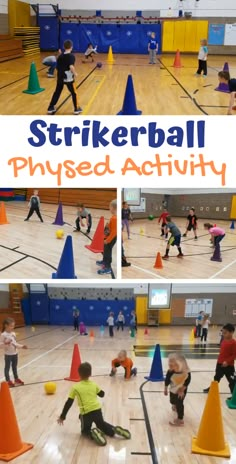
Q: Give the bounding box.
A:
[164,353,191,426]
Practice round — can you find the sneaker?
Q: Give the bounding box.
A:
[131,367,137,377]
[24,218,28,221]
[7,380,15,388]
[169,419,184,426]
[195,236,198,240]
[96,260,104,266]
[86,229,91,234]
[182,233,187,237]
[203,75,207,78]
[203,387,210,393]
[122,261,131,267]
[115,426,131,439]
[109,369,116,377]
[15,378,24,386]
[177,254,184,258]
[162,255,169,260]
[73,228,80,232]
[97,268,111,275]
[47,107,56,114]
[47,73,55,78]
[74,107,83,115]
[90,428,107,446]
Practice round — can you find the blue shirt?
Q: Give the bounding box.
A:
[149,38,158,50]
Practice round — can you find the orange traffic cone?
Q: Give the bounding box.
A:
[154,252,163,269]
[0,202,9,225]
[173,49,182,68]
[89,329,94,338]
[64,344,82,381]
[191,381,230,457]
[85,217,104,253]
[144,328,149,335]
[0,382,33,461]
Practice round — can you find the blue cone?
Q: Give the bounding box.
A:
[52,235,77,279]
[145,344,165,382]
[117,75,142,115]
[230,220,235,230]
[53,202,65,226]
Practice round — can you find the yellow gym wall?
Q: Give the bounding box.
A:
[135,296,172,325]
[162,20,208,53]
[158,310,172,325]
[230,196,236,219]
[8,0,30,35]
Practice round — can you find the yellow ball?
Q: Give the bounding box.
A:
[44,382,57,395]
[56,229,64,239]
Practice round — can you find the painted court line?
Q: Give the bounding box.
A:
[210,258,236,279]
[82,75,106,115]
[130,264,164,279]
[0,334,78,381]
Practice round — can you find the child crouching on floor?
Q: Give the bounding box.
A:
[110,350,137,379]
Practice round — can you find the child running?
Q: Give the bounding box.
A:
[122,201,132,239]
[218,71,236,115]
[164,353,191,426]
[183,207,198,239]
[97,200,117,275]
[110,350,137,379]
[162,217,184,260]
[24,189,43,222]
[204,223,225,249]
[201,314,210,343]
[195,39,208,77]
[107,312,115,337]
[0,318,27,387]
[58,362,131,445]
[47,39,82,115]
[203,323,236,395]
[82,43,98,63]
[116,311,125,331]
[158,207,169,239]
[74,204,92,234]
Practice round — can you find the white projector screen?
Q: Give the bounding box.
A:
[123,188,141,206]
[148,284,172,309]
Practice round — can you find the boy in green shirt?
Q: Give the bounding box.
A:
[57,362,131,446]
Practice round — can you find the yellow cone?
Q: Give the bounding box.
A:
[189,328,195,344]
[107,45,114,64]
[191,381,230,458]
[140,227,144,235]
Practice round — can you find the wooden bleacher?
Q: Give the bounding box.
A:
[0,284,25,328]
[26,188,117,209]
[14,27,40,55]
[0,35,24,63]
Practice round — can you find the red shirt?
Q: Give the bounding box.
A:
[158,212,169,224]
[218,339,236,366]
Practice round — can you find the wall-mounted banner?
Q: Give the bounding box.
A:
[0,115,233,188]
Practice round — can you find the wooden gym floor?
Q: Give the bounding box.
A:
[0,53,236,115]
[0,324,235,464]
[0,202,117,279]
[122,218,236,279]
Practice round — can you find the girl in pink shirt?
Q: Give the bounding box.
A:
[204,223,225,248]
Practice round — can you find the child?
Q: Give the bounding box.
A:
[201,314,210,343]
[195,39,208,77]
[24,189,43,222]
[73,309,79,331]
[116,311,125,331]
[107,312,114,337]
[97,200,117,275]
[57,362,131,445]
[195,310,204,338]
[183,207,198,240]
[110,350,137,379]
[158,207,169,239]
[47,39,82,115]
[148,32,158,64]
[218,71,236,115]
[130,311,137,331]
[164,353,191,426]
[204,223,225,249]
[122,201,132,239]
[74,204,92,234]
[162,217,184,260]
[203,323,236,395]
[82,43,98,63]
[42,49,61,77]
[0,318,27,387]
